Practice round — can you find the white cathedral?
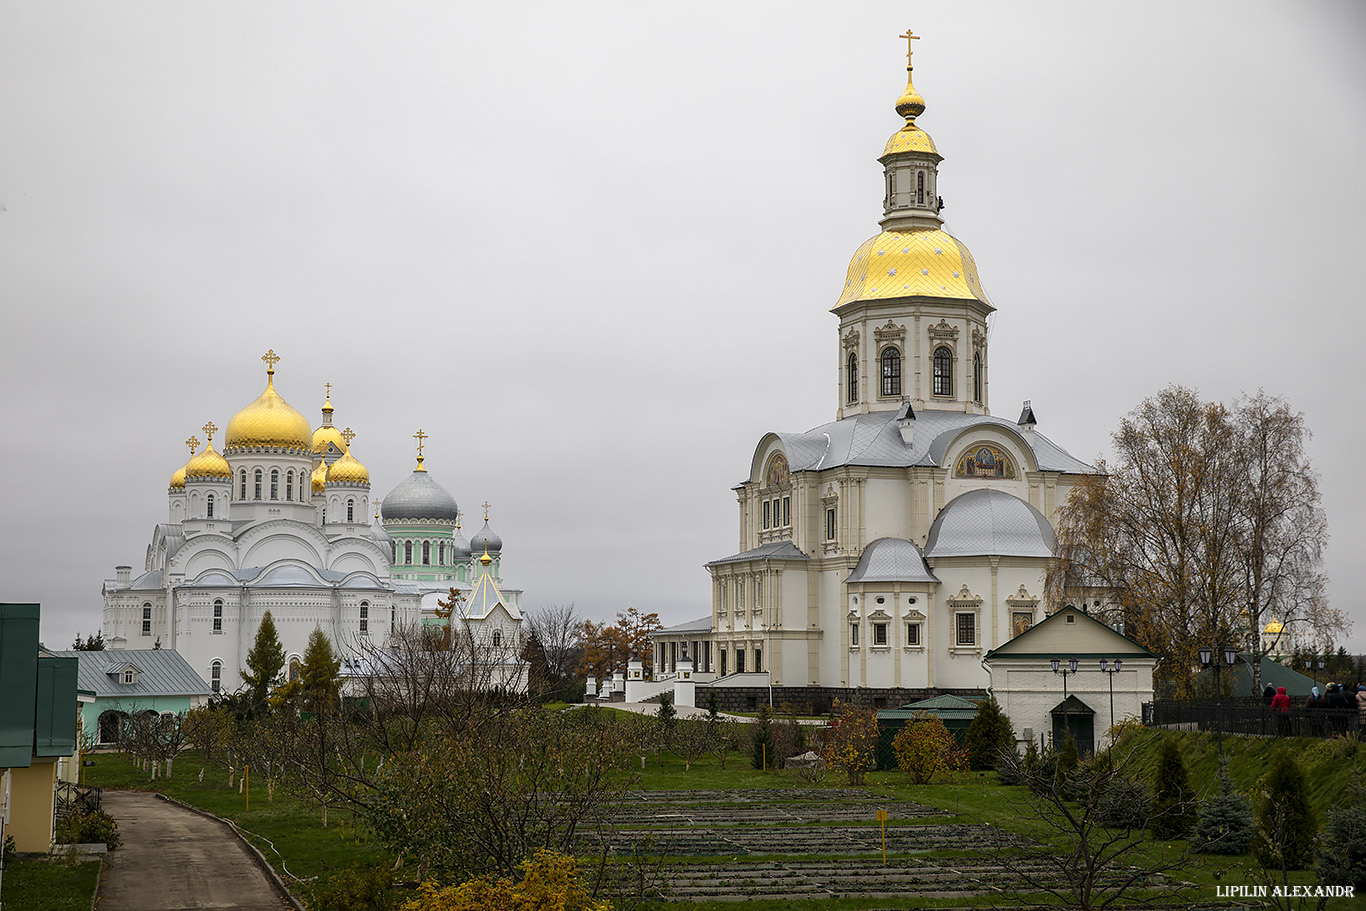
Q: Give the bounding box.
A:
[689,36,1098,699]
[101,351,525,694]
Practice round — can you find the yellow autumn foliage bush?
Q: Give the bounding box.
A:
[403,849,610,911]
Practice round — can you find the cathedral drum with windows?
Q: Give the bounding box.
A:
[706,34,1097,699]
[101,352,423,692]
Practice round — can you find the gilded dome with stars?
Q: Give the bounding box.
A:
[224,352,313,452]
[834,228,990,309]
[168,461,189,490]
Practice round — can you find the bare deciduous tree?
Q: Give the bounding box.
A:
[1048,386,1340,696]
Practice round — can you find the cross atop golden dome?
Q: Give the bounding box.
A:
[224,350,313,452]
[894,29,926,124]
[201,421,217,444]
[185,435,199,456]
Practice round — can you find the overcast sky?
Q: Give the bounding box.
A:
[2,2,1363,653]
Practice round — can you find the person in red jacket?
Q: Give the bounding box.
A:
[1271,686,1293,735]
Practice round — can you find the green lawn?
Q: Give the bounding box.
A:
[84,727,1357,909]
[2,856,102,911]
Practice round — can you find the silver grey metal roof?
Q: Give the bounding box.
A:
[369,516,393,546]
[652,616,714,636]
[382,470,459,522]
[751,408,1093,480]
[450,529,472,560]
[469,519,502,555]
[128,570,163,590]
[707,540,809,567]
[52,649,211,699]
[845,537,940,584]
[924,489,1056,558]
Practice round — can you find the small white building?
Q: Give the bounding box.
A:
[983,605,1156,752]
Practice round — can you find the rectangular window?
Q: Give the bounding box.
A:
[736,650,746,673]
[720,649,727,676]
[141,605,152,636]
[704,641,712,672]
[212,601,223,634]
[956,612,976,647]
[211,664,221,694]
[763,501,771,529]
[754,648,762,672]
[782,496,790,527]
[850,623,859,646]
[360,603,370,636]
[670,641,677,671]
[826,507,836,540]
[906,622,921,646]
[1012,611,1033,638]
[873,623,888,646]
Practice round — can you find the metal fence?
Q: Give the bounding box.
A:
[54,781,102,824]
[1145,699,1361,739]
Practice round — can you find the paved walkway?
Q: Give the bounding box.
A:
[98,790,294,911]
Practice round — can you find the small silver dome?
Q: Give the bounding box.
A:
[381,470,459,523]
[450,528,472,561]
[924,489,1055,558]
[469,518,502,555]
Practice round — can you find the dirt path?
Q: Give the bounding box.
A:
[98,790,294,911]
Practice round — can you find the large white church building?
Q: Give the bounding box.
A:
[101,351,525,694]
[682,36,1099,705]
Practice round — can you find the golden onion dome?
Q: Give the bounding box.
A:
[185,441,231,480]
[326,449,370,486]
[169,462,188,490]
[224,356,312,452]
[882,125,937,157]
[311,460,328,494]
[312,389,346,455]
[1264,618,1285,635]
[834,228,991,308]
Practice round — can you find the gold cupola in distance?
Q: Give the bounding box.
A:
[325,427,370,485]
[224,349,313,452]
[312,383,347,457]
[185,421,231,480]
[834,30,991,311]
[169,434,197,490]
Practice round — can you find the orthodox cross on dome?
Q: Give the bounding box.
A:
[341,427,355,447]
[324,381,331,399]
[185,435,199,456]
[481,501,491,522]
[261,349,281,375]
[413,428,427,470]
[455,509,463,531]
[899,29,919,69]
[201,421,217,445]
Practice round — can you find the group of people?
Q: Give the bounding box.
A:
[1266,682,1366,736]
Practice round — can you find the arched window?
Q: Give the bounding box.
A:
[98,710,123,744]
[206,494,215,518]
[288,657,301,681]
[270,469,279,500]
[390,605,396,633]
[347,499,355,523]
[286,471,294,501]
[141,603,152,636]
[254,469,263,500]
[438,542,445,565]
[846,352,858,404]
[212,599,223,634]
[391,543,398,563]
[404,541,413,563]
[422,541,430,565]
[239,470,247,500]
[359,601,369,636]
[881,347,902,397]
[917,170,925,205]
[210,660,222,694]
[933,346,953,397]
[492,630,502,648]
[973,352,983,404]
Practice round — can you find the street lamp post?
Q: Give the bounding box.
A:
[1051,656,1080,747]
[1099,658,1123,730]
[1199,644,1239,762]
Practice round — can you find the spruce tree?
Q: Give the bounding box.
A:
[1193,762,1253,854]
[300,626,341,714]
[964,697,1016,770]
[1316,781,1366,891]
[1253,750,1319,869]
[1149,738,1196,838]
[242,610,285,708]
[751,704,774,770]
